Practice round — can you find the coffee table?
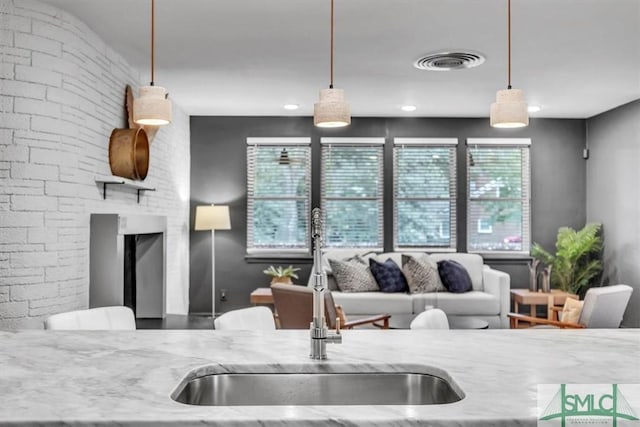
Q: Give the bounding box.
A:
[388,313,488,329]
[448,317,489,329]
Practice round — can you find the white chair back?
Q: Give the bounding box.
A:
[45,306,136,330]
[579,284,633,328]
[410,308,450,330]
[214,306,276,331]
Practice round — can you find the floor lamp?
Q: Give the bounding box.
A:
[194,205,231,318]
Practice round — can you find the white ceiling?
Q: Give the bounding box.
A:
[42,0,640,118]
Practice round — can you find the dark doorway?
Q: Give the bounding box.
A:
[123,235,137,314]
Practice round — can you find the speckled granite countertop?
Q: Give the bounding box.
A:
[0,329,638,426]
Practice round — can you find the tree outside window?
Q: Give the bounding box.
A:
[321,139,384,249]
[393,139,457,250]
[247,140,311,252]
[467,139,531,253]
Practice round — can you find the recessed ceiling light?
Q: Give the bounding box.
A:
[283,104,299,110]
[527,105,541,113]
[401,105,417,112]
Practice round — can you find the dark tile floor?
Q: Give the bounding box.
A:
[136,314,214,329]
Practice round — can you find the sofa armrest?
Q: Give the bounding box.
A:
[483,266,511,328]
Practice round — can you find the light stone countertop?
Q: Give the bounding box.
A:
[0,329,638,426]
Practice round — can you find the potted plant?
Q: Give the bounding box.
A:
[531,223,603,294]
[263,265,300,285]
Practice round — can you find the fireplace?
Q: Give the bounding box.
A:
[90,214,167,318]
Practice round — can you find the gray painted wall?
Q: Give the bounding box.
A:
[586,99,640,327]
[190,116,587,315]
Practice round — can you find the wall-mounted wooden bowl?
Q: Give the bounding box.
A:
[109,128,149,180]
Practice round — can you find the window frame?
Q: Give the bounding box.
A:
[320,137,385,250]
[246,137,312,255]
[392,138,458,252]
[465,138,531,256]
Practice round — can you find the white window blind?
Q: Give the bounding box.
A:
[466,138,531,254]
[321,138,384,249]
[246,138,311,253]
[393,138,457,250]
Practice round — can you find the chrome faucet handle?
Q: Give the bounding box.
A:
[309,206,341,359]
[335,317,341,335]
[311,208,323,243]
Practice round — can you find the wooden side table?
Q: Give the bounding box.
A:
[510,289,578,328]
[250,287,274,305]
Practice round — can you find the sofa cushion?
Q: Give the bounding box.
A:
[328,257,379,293]
[369,258,409,293]
[429,253,484,291]
[332,291,413,315]
[318,250,378,290]
[411,291,500,316]
[321,249,378,275]
[402,254,446,294]
[376,252,424,269]
[325,274,340,291]
[561,297,584,323]
[437,260,473,293]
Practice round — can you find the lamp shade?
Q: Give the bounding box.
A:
[194,205,231,231]
[314,88,351,128]
[133,86,172,126]
[490,89,529,128]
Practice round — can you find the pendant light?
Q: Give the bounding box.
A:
[314,0,351,128]
[134,0,172,126]
[278,148,291,165]
[490,0,528,128]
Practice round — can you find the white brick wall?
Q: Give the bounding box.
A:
[0,0,191,329]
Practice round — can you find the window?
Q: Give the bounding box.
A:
[246,138,311,253]
[393,138,457,250]
[321,138,384,249]
[467,138,531,254]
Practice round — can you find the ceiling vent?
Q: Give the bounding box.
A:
[414,51,485,71]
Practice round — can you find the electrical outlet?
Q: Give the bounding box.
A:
[220,289,227,302]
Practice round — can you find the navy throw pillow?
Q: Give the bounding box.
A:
[437,260,473,293]
[369,258,409,293]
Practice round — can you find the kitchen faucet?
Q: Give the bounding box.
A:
[309,208,342,360]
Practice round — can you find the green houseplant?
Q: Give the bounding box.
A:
[531,223,603,294]
[263,265,300,285]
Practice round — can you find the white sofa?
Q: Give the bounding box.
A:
[309,250,511,329]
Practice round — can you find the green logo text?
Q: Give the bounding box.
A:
[540,384,638,426]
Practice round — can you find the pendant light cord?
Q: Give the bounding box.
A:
[329,0,334,89]
[150,0,155,86]
[507,0,511,89]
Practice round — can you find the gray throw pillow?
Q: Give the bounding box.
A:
[402,254,446,294]
[328,257,379,293]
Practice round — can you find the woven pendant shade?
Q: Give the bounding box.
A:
[490,88,528,128]
[133,86,172,126]
[314,88,351,128]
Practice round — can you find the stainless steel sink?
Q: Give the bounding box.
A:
[171,366,463,406]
